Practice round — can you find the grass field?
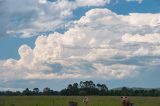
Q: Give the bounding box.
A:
[0,96,160,106]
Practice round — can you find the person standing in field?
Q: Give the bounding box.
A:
[83,96,88,106]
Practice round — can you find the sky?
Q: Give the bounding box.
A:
[0,0,160,91]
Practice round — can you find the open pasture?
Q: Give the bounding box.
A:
[0,96,159,106]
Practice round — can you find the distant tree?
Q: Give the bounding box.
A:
[1,80,160,96]
[22,88,32,96]
[101,84,108,95]
[73,83,78,88]
[60,89,69,95]
[67,84,73,90]
[96,83,108,95]
[81,80,95,88]
[80,81,84,88]
[97,84,102,90]
[33,88,39,95]
[73,83,79,95]
[67,84,73,95]
[79,90,87,96]
[43,87,53,95]
[6,91,14,96]
[15,91,21,96]
[66,83,79,95]
[121,87,129,96]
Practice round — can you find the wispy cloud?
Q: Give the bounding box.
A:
[126,0,143,4]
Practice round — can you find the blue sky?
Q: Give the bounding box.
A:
[0,0,160,91]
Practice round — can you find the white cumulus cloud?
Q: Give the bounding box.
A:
[122,33,160,43]
[0,8,160,81]
[76,0,110,6]
[0,0,109,38]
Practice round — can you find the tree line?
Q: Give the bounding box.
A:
[0,81,160,96]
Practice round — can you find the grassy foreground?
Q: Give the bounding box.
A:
[0,96,160,106]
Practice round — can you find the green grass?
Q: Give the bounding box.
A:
[0,96,160,106]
